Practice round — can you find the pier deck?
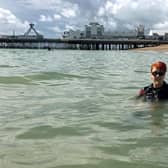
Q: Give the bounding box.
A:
[0,38,167,50]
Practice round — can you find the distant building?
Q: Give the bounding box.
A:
[85,22,104,38]
[136,25,145,38]
[103,30,137,39]
[164,33,168,40]
[151,33,160,40]
[62,22,147,39]
[62,22,142,39]
[63,29,84,39]
[61,22,168,40]
[145,31,168,40]
[62,22,104,39]
[147,30,168,40]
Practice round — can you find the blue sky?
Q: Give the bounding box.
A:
[0,0,168,37]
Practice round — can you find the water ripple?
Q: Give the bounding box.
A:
[26,72,96,80]
[0,65,19,68]
[16,125,89,139]
[0,76,32,84]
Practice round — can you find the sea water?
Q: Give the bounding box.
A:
[0,49,168,168]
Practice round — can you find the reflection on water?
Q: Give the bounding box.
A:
[134,100,168,136]
[0,49,168,168]
[149,102,167,135]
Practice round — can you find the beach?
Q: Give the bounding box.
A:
[134,44,168,52]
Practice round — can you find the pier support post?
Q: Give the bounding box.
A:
[102,44,104,50]
[96,43,99,50]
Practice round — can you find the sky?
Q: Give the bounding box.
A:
[0,0,168,38]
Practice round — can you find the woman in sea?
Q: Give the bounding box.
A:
[137,61,168,102]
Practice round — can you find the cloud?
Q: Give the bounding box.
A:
[17,0,61,10]
[17,0,80,18]
[61,7,78,18]
[17,0,79,13]
[97,0,168,30]
[53,14,61,20]
[39,15,53,22]
[0,8,28,34]
[39,14,62,23]
[65,24,78,31]
[2,0,168,37]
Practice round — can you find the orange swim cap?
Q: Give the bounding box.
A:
[151,61,167,72]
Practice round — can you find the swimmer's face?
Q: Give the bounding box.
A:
[151,67,165,84]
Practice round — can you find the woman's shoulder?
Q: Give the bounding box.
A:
[164,81,168,86]
[162,81,168,90]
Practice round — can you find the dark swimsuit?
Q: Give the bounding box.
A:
[138,81,168,101]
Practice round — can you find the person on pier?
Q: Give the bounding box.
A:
[137,61,168,101]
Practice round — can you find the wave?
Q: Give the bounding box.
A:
[0,65,19,68]
[26,71,96,81]
[0,71,96,85]
[134,70,149,74]
[0,76,32,85]
[16,125,87,139]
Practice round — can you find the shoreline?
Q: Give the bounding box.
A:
[132,44,168,52]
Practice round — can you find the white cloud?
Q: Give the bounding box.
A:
[18,0,79,13]
[61,8,77,18]
[39,14,61,23]
[18,0,79,17]
[96,0,168,31]
[53,14,61,20]
[65,25,77,31]
[98,7,105,16]
[104,1,122,15]
[0,8,28,34]
[60,3,79,18]
[39,15,53,22]
[17,0,61,10]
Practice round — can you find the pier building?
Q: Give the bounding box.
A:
[85,22,104,38]
[63,29,84,39]
[63,22,104,39]
[62,22,145,40]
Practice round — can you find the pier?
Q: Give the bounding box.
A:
[0,23,167,50]
[0,37,166,50]
[61,39,162,50]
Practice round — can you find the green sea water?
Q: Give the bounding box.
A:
[0,49,168,168]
